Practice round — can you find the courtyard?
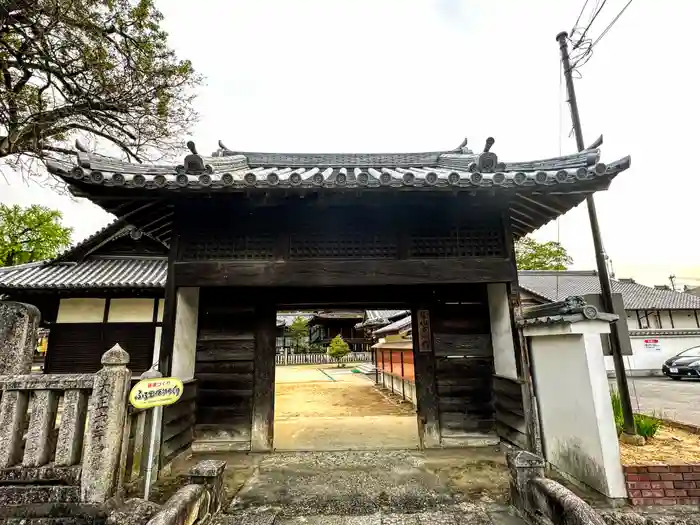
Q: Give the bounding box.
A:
[273,364,419,451]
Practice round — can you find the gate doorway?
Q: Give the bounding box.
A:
[193,284,498,453]
[273,307,419,451]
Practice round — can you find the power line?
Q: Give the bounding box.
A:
[590,0,634,48]
[568,0,635,72]
[572,0,608,49]
[571,0,590,35]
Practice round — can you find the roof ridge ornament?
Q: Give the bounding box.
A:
[181,140,211,175]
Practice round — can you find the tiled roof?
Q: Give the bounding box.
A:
[0,258,166,290]
[518,271,700,310]
[366,310,409,321]
[277,312,314,327]
[374,314,412,336]
[45,141,629,194]
[42,138,631,241]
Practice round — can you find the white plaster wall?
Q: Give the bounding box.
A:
[488,283,518,379]
[530,330,626,498]
[668,310,699,329]
[107,298,156,323]
[157,299,164,323]
[152,327,162,369]
[171,287,199,381]
[56,298,106,323]
[605,334,700,375]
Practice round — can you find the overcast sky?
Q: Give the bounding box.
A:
[1,0,698,287]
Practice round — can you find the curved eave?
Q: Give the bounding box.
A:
[46,155,630,243]
[46,157,629,193]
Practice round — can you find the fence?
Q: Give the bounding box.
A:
[276,351,372,366]
[0,374,93,470]
[0,345,170,505]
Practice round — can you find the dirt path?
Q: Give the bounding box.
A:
[273,365,418,450]
[274,365,415,419]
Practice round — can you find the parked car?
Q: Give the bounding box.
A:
[662,346,700,380]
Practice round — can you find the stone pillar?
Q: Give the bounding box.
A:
[524,319,627,499]
[0,301,40,375]
[81,344,132,504]
[187,460,226,514]
[506,449,546,516]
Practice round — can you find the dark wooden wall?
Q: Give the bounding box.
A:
[492,375,527,448]
[431,301,496,446]
[173,197,516,288]
[162,380,197,466]
[193,302,256,451]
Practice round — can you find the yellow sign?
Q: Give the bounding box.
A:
[129,377,183,410]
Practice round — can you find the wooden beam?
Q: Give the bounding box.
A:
[412,309,440,448]
[174,258,516,288]
[251,306,276,452]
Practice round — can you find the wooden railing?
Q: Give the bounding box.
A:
[275,351,372,366]
[0,374,93,469]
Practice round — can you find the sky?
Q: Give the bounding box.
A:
[1,0,699,287]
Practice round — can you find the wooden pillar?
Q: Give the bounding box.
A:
[502,209,542,454]
[412,308,440,448]
[159,232,180,376]
[251,305,276,452]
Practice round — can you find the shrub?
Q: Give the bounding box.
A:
[327,335,350,366]
[610,390,661,439]
[634,414,661,439]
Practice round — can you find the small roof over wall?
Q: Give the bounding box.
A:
[0,221,167,292]
[519,271,700,310]
[44,137,631,243]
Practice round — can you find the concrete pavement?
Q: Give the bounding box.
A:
[610,377,700,426]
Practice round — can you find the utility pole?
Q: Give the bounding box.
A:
[669,274,677,292]
[556,31,638,438]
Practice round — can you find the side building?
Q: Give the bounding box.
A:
[519,270,700,376]
[0,221,167,375]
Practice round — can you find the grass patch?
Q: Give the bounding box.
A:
[610,390,661,439]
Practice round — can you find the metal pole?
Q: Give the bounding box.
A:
[556,31,636,437]
[140,367,163,500]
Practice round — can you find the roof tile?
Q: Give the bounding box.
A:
[518,271,700,310]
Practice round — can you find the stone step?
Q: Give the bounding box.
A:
[211,505,527,524]
[0,518,98,525]
[354,363,377,374]
[0,486,80,507]
[0,501,106,525]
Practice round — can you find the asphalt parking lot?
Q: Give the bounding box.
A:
[610,377,700,426]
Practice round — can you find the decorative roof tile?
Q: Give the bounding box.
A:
[519,271,700,310]
[44,138,630,194]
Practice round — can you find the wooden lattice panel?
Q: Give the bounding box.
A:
[289,232,397,259]
[409,228,504,258]
[182,235,275,260]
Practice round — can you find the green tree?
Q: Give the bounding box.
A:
[0,0,201,179]
[515,236,573,270]
[288,316,309,352]
[0,204,72,266]
[327,334,350,367]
